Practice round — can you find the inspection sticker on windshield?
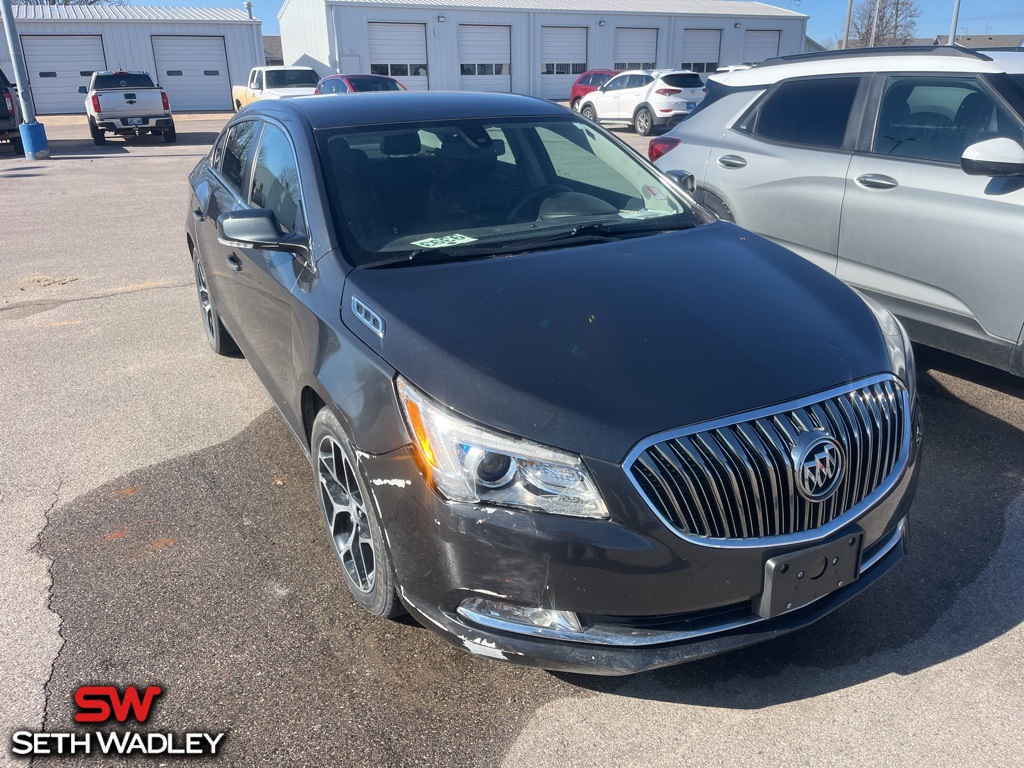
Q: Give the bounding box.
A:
[410,234,478,249]
[643,185,667,201]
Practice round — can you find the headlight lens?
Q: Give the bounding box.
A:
[857,292,916,400]
[395,377,609,519]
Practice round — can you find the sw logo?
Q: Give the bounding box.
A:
[74,685,162,723]
[10,684,226,758]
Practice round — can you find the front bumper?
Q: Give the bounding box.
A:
[361,405,922,675]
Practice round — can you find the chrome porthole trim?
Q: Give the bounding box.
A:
[351,296,385,338]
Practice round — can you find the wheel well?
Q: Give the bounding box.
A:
[696,187,735,223]
[634,103,653,118]
[302,387,327,448]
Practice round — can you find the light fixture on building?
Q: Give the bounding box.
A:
[438,15,446,22]
[599,20,606,26]
[734,22,742,28]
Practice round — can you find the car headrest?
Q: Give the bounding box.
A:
[381,132,421,156]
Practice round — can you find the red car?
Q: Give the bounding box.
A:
[315,73,406,94]
[569,69,618,111]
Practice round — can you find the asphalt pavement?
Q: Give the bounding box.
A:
[2,116,1023,767]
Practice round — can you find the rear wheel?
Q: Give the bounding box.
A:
[88,118,106,146]
[634,107,654,136]
[163,126,177,143]
[312,408,404,619]
[10,136,23,156]
[570,98,581,111]
[581,104,597,122]
[192,246,237,356]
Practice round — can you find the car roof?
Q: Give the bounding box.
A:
[254,91,569,130]
[981,49,1024,73]
[614,69,698,78]
[715,46,1009,87]
[264,65,318,71]
[320,73,396,80]
[97,70,149,76]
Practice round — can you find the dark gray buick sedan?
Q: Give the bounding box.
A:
[185,92,921,675]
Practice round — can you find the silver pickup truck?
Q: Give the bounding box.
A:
[0,67,23,156]
[80,70,176,146]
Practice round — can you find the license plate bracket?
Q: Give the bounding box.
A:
[755,529,863,620]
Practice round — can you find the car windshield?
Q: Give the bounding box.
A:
[1011,74,1024,94]
[266,69,319,88]
[348,76,403,92]
[320,115,704,267]
[661,73,705,89]
[94,73,154,89]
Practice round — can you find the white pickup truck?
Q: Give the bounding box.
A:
[80,70,175,146]
[232,66,320,111]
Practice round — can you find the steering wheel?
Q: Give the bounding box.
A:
[507,184,572,223]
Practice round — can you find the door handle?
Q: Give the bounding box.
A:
[717,154,747,169]
[855,174,899,190]
[192,208,205,222]
[226,254,243,273]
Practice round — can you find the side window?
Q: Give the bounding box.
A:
[252,71,263,89]
[322,79,336,94]
[578,74,592,87]
[336,79,349,93]
[250,123,304,234]
[220,120,260,195]
[872,76,1024,163]
[604,76,628,92]
[751,77,861,149]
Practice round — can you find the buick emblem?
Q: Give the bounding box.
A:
[792,431,844,502]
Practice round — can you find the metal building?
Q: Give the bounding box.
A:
[0,5,263,114]
[278,0,807,99]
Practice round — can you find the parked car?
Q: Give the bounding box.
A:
[579,69,706,135]
[80,70,175,146]
[569,69,618,111]
[232,66,320,111]
[186,92,920,675]
[654,45,1024,376]
[0,67,23,155]
[315,73,406,94]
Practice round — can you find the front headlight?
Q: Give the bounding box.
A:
[857,292,916,400]
[395,377,608,519]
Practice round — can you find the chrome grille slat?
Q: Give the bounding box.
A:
[628,377,909,541]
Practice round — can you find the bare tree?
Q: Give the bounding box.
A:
[850,0,921,47]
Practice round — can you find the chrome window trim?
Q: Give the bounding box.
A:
[622,373,912,549]
[454,519,905,647]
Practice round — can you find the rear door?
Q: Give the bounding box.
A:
[838,73,1024,366]
[619,74,653,118]
[701,75,865,274]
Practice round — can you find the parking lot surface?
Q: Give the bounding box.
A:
[3,117,1024,767]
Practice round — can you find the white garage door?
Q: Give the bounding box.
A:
[22,35,105,114]
[152,36,231,111]
[680,29,721,74]
[614,28,657,70]
[459,25,511,93]
[541,27,587,100]
[369,23,429,91]
[742,30,781,65]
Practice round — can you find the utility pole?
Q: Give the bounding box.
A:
[948,0,962,45]
[869,0,881,47]
[0,0,48,159]
[842,0,854,48]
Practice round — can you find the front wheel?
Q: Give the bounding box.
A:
[581,105,597,122]
[634,107,654,136]
[312,408,404,619]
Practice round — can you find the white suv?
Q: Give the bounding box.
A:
[653,46,1024,375]
[579,70,706,136]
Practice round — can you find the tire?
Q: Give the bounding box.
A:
[191,246,238,356]
[10,136,23,156]
[311,407,404,619]
[234,99,242,112]
[581,104,597,122]
[89,118,106,146]
[570,98,581,112]
[163,125,177,143]
[634,107,654,136]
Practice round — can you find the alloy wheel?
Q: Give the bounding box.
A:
[194,258,214,341]
[317,434,376,593]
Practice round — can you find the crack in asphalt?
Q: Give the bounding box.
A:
[0,281,192,321]
[34,476,65,752]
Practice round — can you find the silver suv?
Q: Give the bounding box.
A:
[654,47,1024,375]
[580,69,705,136]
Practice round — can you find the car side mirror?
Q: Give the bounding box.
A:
[78,86,87,94]
[598,85,606,93]
[665,169,697,193]
[961,137,1024,177]
[217,209,312,265]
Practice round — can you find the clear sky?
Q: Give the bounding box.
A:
[146,0,1024,45]
[758,0,1024,46]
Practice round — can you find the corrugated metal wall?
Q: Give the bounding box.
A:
[0,18,263,113]
[278,0,332,73]
[288,5,805,99]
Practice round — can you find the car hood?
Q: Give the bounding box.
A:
[264,87,317,99]
[342,223,890,463]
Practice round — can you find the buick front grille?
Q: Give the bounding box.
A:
[627,376,909,540]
